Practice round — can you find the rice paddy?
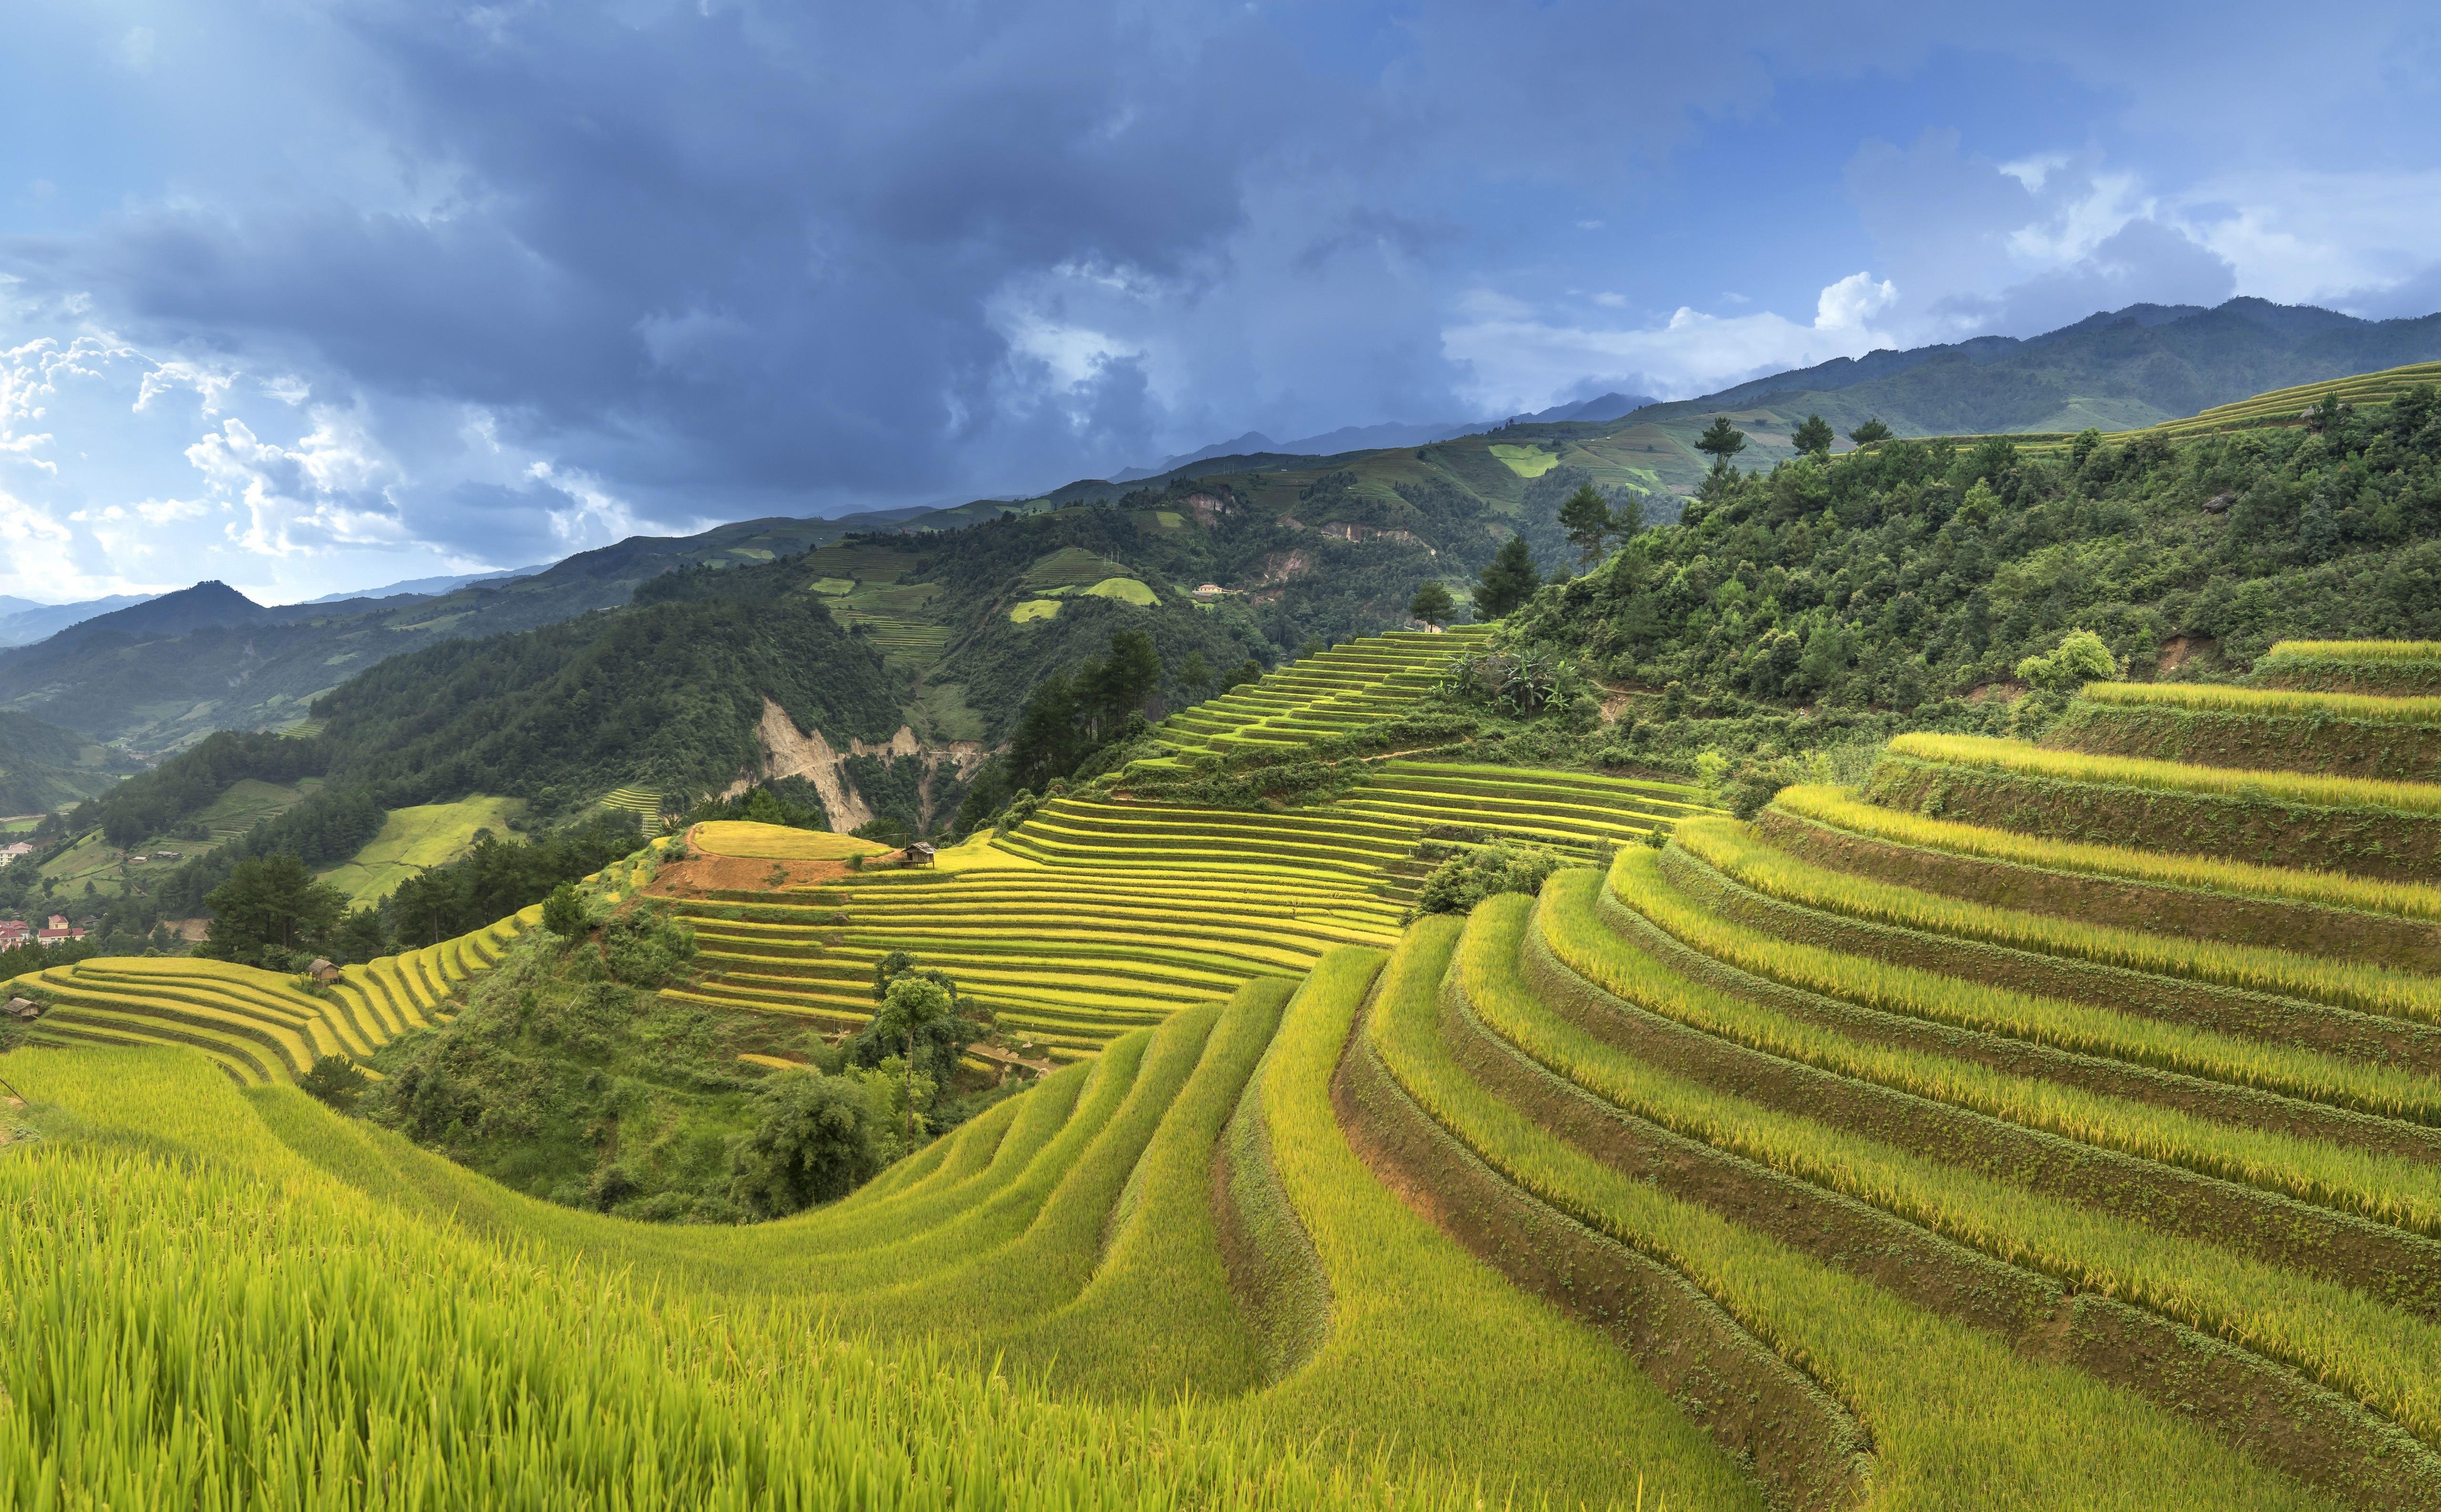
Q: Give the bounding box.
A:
[15,635,2441,1506]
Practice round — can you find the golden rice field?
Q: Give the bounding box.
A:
[19,637,2441,1506]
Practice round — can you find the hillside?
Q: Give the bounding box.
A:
[0,511,958,755]
[19,635,2441,1504]
[0,709,142,814]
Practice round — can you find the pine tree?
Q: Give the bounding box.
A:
[1695,416,1747,464]
[1475,536,1540,618]
[1791,414,1835,456]
[1556,484,1615,571]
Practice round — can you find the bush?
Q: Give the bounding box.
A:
[726,1069,881,1218]
[297,1053,369,1114]
[601,904,697,988]
[541,881,587,940]
[1411,841,1569,919]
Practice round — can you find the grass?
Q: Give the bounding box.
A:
[1080,576,1157,606]
[1887,730,2441,817]
[2079,680,2441,725]
[1607,846,2441,1124]
[1488,444,1559,478]
[1010,599,1063,623]
[317,793,525,907]
[1367,903,2353,1512]
[691,820,893,859]
[1537,868,2441,1243]
[0,1047,1512,1512]
[1773,783,2441,922]
[1672,816,2441,1025]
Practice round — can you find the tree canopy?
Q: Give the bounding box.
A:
[1695,416,1747,463]
[1475,536,1541,619]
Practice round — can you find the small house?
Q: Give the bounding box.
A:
[308,958,343,983]
[5,997,39,1021]
[903,841,938,868]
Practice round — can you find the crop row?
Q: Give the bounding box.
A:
[1536,868,2441,1245]
[1887,732,2441,816]
[1865,749,2441,883]
[1451,890,2441,1458]
[2078,679,2441,726]
[1361,909,2406,1507]
[3,1046,1538,1512]
[1672,817,2441,1026]
[1607,847,2441,1124]
[1772,782,2441,923]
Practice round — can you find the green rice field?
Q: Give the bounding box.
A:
[14,635,2441,1506]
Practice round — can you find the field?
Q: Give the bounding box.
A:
[316,792,525,907]
[17,637,2441,1506]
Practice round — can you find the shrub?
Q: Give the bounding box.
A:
[297,1053,369,1114]
[541,881,587,940]
[1411,841,1569,918]
[726,1069,880,1218]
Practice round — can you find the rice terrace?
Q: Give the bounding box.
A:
[11,33,2441,1501]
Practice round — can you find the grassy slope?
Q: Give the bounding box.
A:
[317,793,525,908]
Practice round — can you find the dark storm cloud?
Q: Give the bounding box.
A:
[7,0,1340,521]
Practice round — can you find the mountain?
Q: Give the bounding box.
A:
[1111,417,1495,483]
[1509,391,1662,425]
[42,581,277,649]
[0,511,992,754]
[302,564,554,604]
[0,709,143,813]
[0,593,159,648]
[1665,296,2441,437]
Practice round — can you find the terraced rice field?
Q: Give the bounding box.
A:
[8,907,536,1084]
[1153,627,1492,756]
[1309,642,2441,1505]
[658,628,1710,1060]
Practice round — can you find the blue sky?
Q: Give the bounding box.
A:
[2,0,2438,603]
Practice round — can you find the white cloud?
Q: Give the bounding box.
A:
[1442,270,1903,411]
[184,409,408,556]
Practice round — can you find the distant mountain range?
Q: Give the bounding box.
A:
[302,564,552,604]
[0,593,159,649]
[1109,391,1663,483]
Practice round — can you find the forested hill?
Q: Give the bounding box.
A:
[0,511,938,755]
[1508,385,2441,751]
[0,711,141,815]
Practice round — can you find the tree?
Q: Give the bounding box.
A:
[2015,629,2117,693]
[1222,657,1265,691]
[199,853,348,968]
[1179,651,1211,692]
[1695,416,1747,464]
[1475,536,1541,618]
[541,881,587,940]
[1079,629,1161,738]
[1845,417,1893,446]
[727,1070,879,1218]
[1556,484,1615,572]
[1006,669,1083,793]
[1791,414,1835,456]
[298,1053,369,1114]
[1408,581,1456,628]
[868,976,954,1144]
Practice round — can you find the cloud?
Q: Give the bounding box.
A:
[1442,270,1902,411]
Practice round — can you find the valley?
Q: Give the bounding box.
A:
[9,354,2441,1510]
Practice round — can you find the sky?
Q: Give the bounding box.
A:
[2,1,2439,604]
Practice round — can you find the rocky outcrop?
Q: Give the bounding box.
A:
[723,697,996,832]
